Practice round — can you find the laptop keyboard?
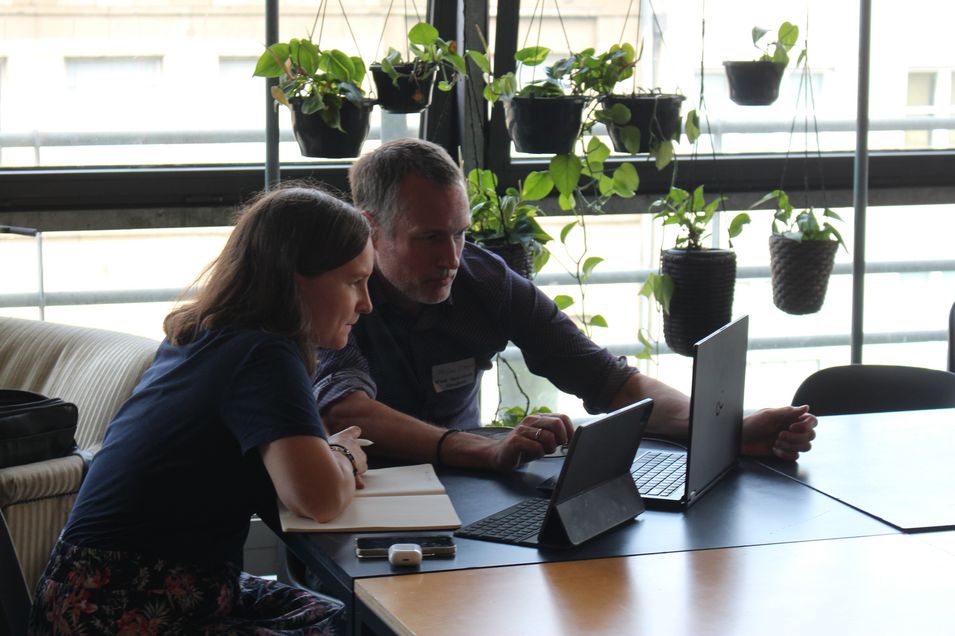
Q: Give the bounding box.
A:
[632,450,687,497]
[454,498,550,544]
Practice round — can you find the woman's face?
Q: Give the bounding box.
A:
[296,239,374,349]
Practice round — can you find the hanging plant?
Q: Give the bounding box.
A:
[371,21,468,114]
[466,168,552,280]
[723,21,802,106]
[643,186,750,356]
[469,45,587,155]
[752,189,845,315]
[253,38,372,158]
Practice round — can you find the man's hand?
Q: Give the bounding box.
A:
[740,405,818,460]
[488,413,575,471]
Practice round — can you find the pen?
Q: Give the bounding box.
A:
[356,439,374,447]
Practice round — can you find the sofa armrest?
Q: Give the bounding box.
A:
[0,455,85,507]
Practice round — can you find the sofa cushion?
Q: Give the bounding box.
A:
[0,317,159,449]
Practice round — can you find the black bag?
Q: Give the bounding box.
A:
[0,389,78,469]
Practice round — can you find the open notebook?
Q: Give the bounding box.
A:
[279,463,461,532]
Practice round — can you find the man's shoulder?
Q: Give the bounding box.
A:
[459,242,518,286]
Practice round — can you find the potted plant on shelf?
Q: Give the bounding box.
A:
[371,21,468,114]
[253,38,372,158]
[466,168,552,279]
[751,189,845,315]
[645,185,750,356]
[723,21,801,106]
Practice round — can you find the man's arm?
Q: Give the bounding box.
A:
[608,373,691,439]
[322,391,573,472]
[608,373,817,460]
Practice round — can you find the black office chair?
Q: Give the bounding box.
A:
[792,364,955,416]
[1,510,32,636]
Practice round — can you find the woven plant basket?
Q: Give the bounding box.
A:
[769,235,838,315]
[661,248,737,356]
[489,244,535,280]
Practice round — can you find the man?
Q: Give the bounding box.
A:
[314,138,817,471]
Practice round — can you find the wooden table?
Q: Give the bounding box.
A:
[355,532,955,636]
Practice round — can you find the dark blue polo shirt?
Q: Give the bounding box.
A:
[314,242,636,428]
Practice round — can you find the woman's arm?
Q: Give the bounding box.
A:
[260,426,367,522]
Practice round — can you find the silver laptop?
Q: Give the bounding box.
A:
[633,315,748,510]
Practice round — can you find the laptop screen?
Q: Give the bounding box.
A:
[684,315,748,503]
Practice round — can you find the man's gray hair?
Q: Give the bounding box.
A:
[349,138,465,235]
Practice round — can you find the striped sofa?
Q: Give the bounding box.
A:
[0,317,158,595]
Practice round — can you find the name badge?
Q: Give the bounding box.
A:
[432,358,475,393]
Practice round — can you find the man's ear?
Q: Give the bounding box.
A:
[362,211,381,246]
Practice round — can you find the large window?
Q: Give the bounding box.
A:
[0,0,426,167]
[3,1,955,420]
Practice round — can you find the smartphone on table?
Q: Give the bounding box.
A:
[354,535,456,558]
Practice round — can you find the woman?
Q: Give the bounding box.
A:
[29,184,373,634]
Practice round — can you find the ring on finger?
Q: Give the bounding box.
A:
[534,428,543,440]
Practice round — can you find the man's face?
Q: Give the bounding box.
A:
[372,173,469,306]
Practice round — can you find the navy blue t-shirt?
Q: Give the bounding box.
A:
[63,328,326,567]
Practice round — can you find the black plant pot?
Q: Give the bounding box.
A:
[486,243,535,280]
[661,248,737,356]
[723,61,785,106]
[602,94,685,154]
[503,96,586,155]
[371,63,435,114]
[290,99,373,158]
[768,235,839,315]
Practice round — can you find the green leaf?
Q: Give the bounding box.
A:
[619,126,642,154]
[653,140,674,170]
[607,103,632,125]
[515,46,550,66]
[322,49,356,82]
[684,109,701,143]
[640,273,673,314]
[558,192,576,211]
[254,43,289,77]
[549,154,582,197]
[728,213,751,238]
[444,52,468,75]
[522,171,554,200]
[656,274,674,314]
[611,162,639,197]
[778,22,800,50]
[752,27,770,45]
[589,315,608,328]
[559,220,578,243]
[583,136,610,172]
[467,50,492,74]
[408,22,440,46]
[582,256,604,278]
[636,329,655,360]
[553,294,574,310]
[597,174,615,197]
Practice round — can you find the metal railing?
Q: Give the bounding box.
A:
[2,258,952,355]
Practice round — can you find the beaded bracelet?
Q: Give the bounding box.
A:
[328,443,358,476]
[435,429,461,466]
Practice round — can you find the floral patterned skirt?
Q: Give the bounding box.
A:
[28,540,344,635]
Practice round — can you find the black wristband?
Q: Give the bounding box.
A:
[435,429,461,466]
[328,443,358,476]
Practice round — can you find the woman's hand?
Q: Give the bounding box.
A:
[329,425,369,488]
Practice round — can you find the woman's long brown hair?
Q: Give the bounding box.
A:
[163,184,370,374]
